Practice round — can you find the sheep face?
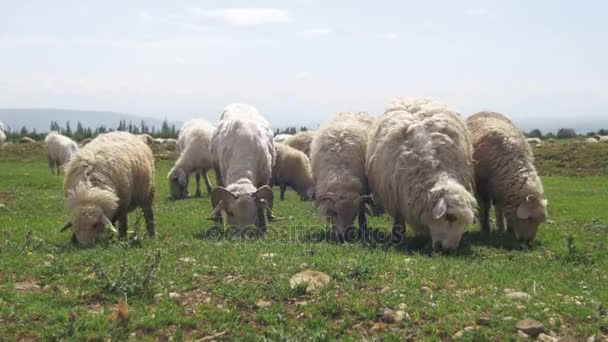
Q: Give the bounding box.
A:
[510,195,547,242]
[318,192,369,240]
[421,187,476,252]
[68,205,116,246]
[168,168,188,199]
[211,186,274,231]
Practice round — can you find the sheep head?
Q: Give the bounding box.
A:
[318,192,372,241]
[210,185,274,231]
[168,167,188,199]
[421,182,476,252]
[511,195,547,242]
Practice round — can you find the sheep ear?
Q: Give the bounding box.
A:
[252,185,273,207]
[211,187,237,208]
[177,168,187,187]
[101,215,118,234]
[433,198,448,219]
[60,220,72,232]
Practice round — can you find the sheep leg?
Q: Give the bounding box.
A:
[495,205,506,232]
[479,195,491,233]
[194,172,202,198]
[118,212,129,240]
[214,164,224,187]
[202,170,213,196]
[143,205,155,238]
[358,207,369,241]
[256,207,267,234]
[48,159,55,175]
[391,215,405,243]
[280,184,286,201]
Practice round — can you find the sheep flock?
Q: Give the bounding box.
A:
[1,99,555,252]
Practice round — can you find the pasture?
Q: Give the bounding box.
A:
[1,142,607,340]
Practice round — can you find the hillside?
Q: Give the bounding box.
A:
[0,108,181,133]
[533,140,608,176]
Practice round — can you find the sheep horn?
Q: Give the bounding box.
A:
[101,215,118,234]
[60,220,72,232]
[207,203,223,221]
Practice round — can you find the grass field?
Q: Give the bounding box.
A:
[1,143,607,340]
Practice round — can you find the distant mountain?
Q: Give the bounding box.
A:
[0,108,181,133]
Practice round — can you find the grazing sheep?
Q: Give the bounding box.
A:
[153,138,164,145]
[526,137,542,146]
[467,111,547,242]
[168,119,216,199]
[599,136,608,144]
[285,131,315,157]
[273,134,292,143]
[138,134,155,146]
[80,138,93,147]
[20,137,35,144]
[585,137,599,143]
[44,131,78,175]
[210,103,276,233]
[0,130,5,148]
[272,143,314,201]
[366,98,476,252]
[311,112,374,241]
[163,138,177,149]
[62,131,156,246]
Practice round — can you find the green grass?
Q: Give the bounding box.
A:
[1,143,607,340]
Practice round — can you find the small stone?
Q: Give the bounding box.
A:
[261,253,276,259]
[516,319,545,337]
[290,270,330,292]
[453,330,464,339]
[371,322,385,332]
[421,286,433,294]
[397,303,408,310]
[203,297,211,304]
[179,257,196,264]
[256,300,272,308]
[295,301,308,306]
[537,333,558,342]
[44,254,55,262]
[517,330,530,339]
[154,293,163,302]
[477,317,491,326]
[507,292,531,301]
[586,336,596,342]
[168,292,181,300]
[381,308,407,323]
[463,326,476,333]
[517,305,526,311]
[548,317,557,325]
[503,316,515,322]
[380,286,390,293]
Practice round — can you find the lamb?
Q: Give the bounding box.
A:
[273,134,292,143]
[467,111,547,242]
[209,103,276,233]
[44,131,78,175]
[61,131,156,246]
[366,98,477,252]
[284,131,316,157]
[272,143,314,201]
[311,112,374,241]
[168,119,216,199]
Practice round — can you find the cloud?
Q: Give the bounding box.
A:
[195,8,290,27]
[465,8,490,17]
[299,28,333,37]
[0,34,63,48]
[375,32,398,41]
[296,72,310,80]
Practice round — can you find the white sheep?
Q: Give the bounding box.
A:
[168,119,216,199]
[526,137,543,146]
[599,136,608,144]
[366,98,476,252]
[273,134,292,143]
[61,131,156,246]
[311,112,374,241]
[163,138,178,149]
[467,112,547,242]
[0,121,5,132]
[585,137,599,143]
[44,132,78,175]
[272,143,314,201]
[284,131,316,157]
[0,130,5,149]
[210,103,276,233]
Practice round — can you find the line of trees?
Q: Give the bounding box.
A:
[274,126,309,135]
[3,120,178,142]
[527,128,608,139]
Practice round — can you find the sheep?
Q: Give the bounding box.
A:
[284,131,316,157]
[20,137,35,144]
[0,130,5,149]
[138,134,155,146]
[526,137,542,146]
[467,111,547,242]
[153,138,164,145]
[273,134,292,143]
[599,136,608,144]
[80,138,93,147]
[209,103,276,233]
[311,112,374,241]
[0,121,4,132]
[44,131,78,175]
[168,119,216,199]
[61,131,156,246]
[366,98,476,252]
[163,138,178,149]
[585,137,599,143]
[272,143,314,201]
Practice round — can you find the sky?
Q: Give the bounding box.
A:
[1,0,607,131]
